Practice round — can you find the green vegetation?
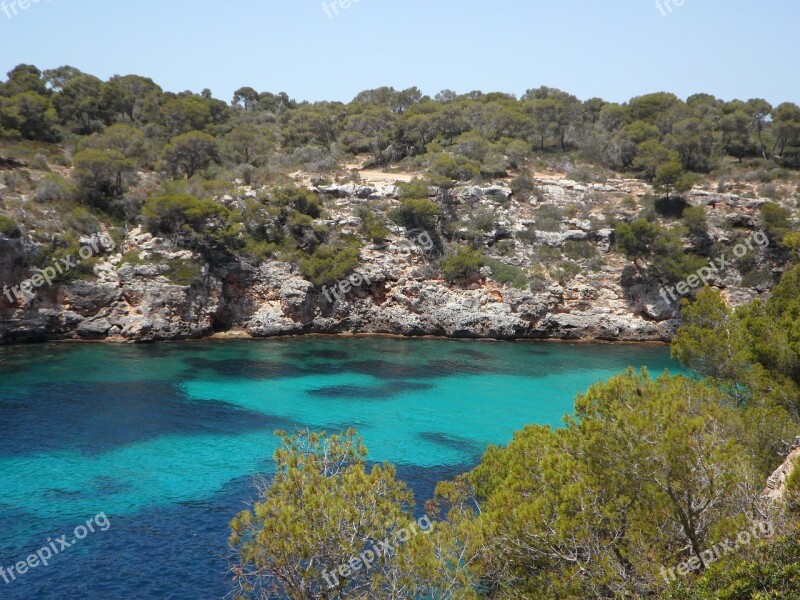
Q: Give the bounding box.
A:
[616,218,707,285]
[142,194,230,235]
[0,214,21,238]
[2,65,799,293]
[230,430,420,599]
[483,257,529,289]
[231,265,800,599]
[299,238,361,286]
[441,245,484,283]
[761,201,793,243]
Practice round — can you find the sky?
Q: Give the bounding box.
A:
[0,0,798,106]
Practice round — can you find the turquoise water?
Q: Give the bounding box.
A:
[0,338,683,598]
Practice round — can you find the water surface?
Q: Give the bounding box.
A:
[0,338,683,599]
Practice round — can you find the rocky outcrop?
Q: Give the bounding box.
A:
[0,241,677,344]
[764,437,800,501]
[0,175,786,345]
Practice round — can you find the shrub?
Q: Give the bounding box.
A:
[30,153,49,170]
[72,148,134,207]
[0,215,21,238]
[396,178,432,200]
[300,239,361,286]
[428,153,480,182]
[66,206,101,235]
[142,194,230,235]
[356,208,390,242]
[562,240,598,261]
[34,173,73,202]
[494,239,516,257]
[621,195,639,210]
[441,245,483,283]
[682,206,708,236]
[552,260,582,284]
[484,257,528,289]
[164,258,205,286]
[389,198,440,231]
[271,186,323,218]
[533,204,563,232]
[531,244,564,266]
[510,171,535,200]
[761,202,793,242]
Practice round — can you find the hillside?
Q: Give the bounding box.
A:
[1,67,799,343]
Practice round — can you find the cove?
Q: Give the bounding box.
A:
[0,338,684,599]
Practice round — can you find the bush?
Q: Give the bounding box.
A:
[142,194,230,235]
[389,198,440,231]
[271,186,323,218]
[510,171,535,200]
[552,260,582,284]
[0,215,21,238]
[66,206,101,235]
[30,154,49,170]
[164,258,205,286]
[533,204,563,232]
[562,240,598,261]
[300,239,361,286]
[484,257,528,289]
[356,208,390,242]
[34,173,73,202]
[682,206,708,236]
[441,245,483,283]
[72,148,134,207]
[428,153,480,182]
[761,202,793,242]
[531,244,564,266]
[396,178,432,200]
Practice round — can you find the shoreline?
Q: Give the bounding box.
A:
[0,329,672,348]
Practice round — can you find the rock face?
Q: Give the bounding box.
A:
[0,239,676,344]
[0,175,783,345]
[764,437,800,501]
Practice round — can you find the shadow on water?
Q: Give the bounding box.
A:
[307,381,435,400]
[0,381,298,457]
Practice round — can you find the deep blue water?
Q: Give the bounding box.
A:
[0,338,683,599]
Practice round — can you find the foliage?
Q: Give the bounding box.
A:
[356,208,390,242]
[299,238,361,286]
[441,245,484,283]
[389,197,440,231]
[667,530,800,599]
[682,206,709,236]
[484,257,529,289]
[562,239,599,261]
[142,194,229,235]
[229,430,420,600]
[71,148,134,207]
[432,369,766,599]
[162,130,219,178]
[761,201,793,243]
[672,287,753,401]
[616,219,706,284]
[0,214,21,238]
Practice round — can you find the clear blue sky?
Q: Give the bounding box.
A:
[1,0,798,105]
